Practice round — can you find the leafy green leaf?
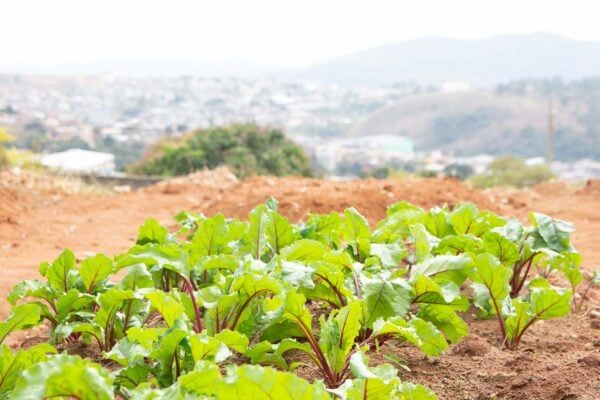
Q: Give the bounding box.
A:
[530,212,575,252]
[341,208,372,262]
[119,264,154,290]
[470,254,511,315]
[362,276,413,328]
[265,199,299,254]
[137,219,170,245]
[55,289,95,321]
[117,243,189,276]
[246,204,268,259]
[40,249,76,294]
[397,382,439,399]
[529,288,572,320]
[318,300,362,374]
[10,354,114,400]
[191,214,229,258]
[411,275,469,309]
[7,280,54,306]
[482,231,520,267]
[145,291,187,328]
[0,344,56,396]
[422,207,454,238]
[280,239,329,263]
[417,304,469,344]
[448,203,481,235]
[371,317,448,356]
[370,242,407,268]
[302,212,343,248]
[79,253,113,293]
[0,304,41,345]
[434,234,482,255]
[411,254,473,285]
[409,223,440,261]
[150,325,189,387]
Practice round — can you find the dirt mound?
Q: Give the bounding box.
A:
[195,176,499,224]
[450,334,492,356]
[579,179,600,196]
[0,188,20,224]
[144,167,239,195]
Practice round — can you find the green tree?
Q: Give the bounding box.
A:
[469,156,554,188]
[130,124,312,178]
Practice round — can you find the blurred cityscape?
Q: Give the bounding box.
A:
[1,73,599,180]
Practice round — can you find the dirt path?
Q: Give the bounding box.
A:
[1,171,599,399]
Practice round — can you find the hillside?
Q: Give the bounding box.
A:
[347,89,599,160]
[293,33,600,86]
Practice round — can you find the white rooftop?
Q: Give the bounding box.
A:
[41,149,115,174]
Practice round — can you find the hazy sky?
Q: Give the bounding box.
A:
[3,0,600,73]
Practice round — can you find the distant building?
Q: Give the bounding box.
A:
[41,149,115,175]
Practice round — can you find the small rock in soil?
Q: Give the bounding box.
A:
[511,376,532,388]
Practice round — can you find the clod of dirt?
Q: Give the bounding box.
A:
[145,167,239,195]
[451,334,492,356]
[504,352,535,370]
[578,179,600,196]
[577,355,600,367]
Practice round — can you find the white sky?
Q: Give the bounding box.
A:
[2,0,600,70]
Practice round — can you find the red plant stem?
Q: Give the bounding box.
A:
[314,273,347,307]
[512,257,534,297]
[230,291,267,330]
[577,281,594,311]
[182,277,203,333]
[512,317,538,347]
[295,318,336,387]
[491,297,507,341]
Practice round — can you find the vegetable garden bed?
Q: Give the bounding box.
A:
[1,199,596,399]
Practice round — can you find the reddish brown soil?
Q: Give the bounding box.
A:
[1,170,599,399]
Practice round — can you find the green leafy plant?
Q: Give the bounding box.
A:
[10,354,114,399]
[250,293,446,388]
[471,254,572,348]
[0,343,56,396]
[0,199,584,398]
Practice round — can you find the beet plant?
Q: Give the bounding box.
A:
[0,199,583,399]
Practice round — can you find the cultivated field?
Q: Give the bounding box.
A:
[1,170,598,399]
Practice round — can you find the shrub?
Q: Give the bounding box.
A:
[130,124,313,178]
[469,156,554,188]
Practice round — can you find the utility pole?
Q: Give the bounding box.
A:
[546,98,554,165]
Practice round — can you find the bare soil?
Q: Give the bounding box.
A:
[1,170,598,399]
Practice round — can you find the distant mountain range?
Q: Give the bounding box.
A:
[289,33,600,86]
[346,78,600,161]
